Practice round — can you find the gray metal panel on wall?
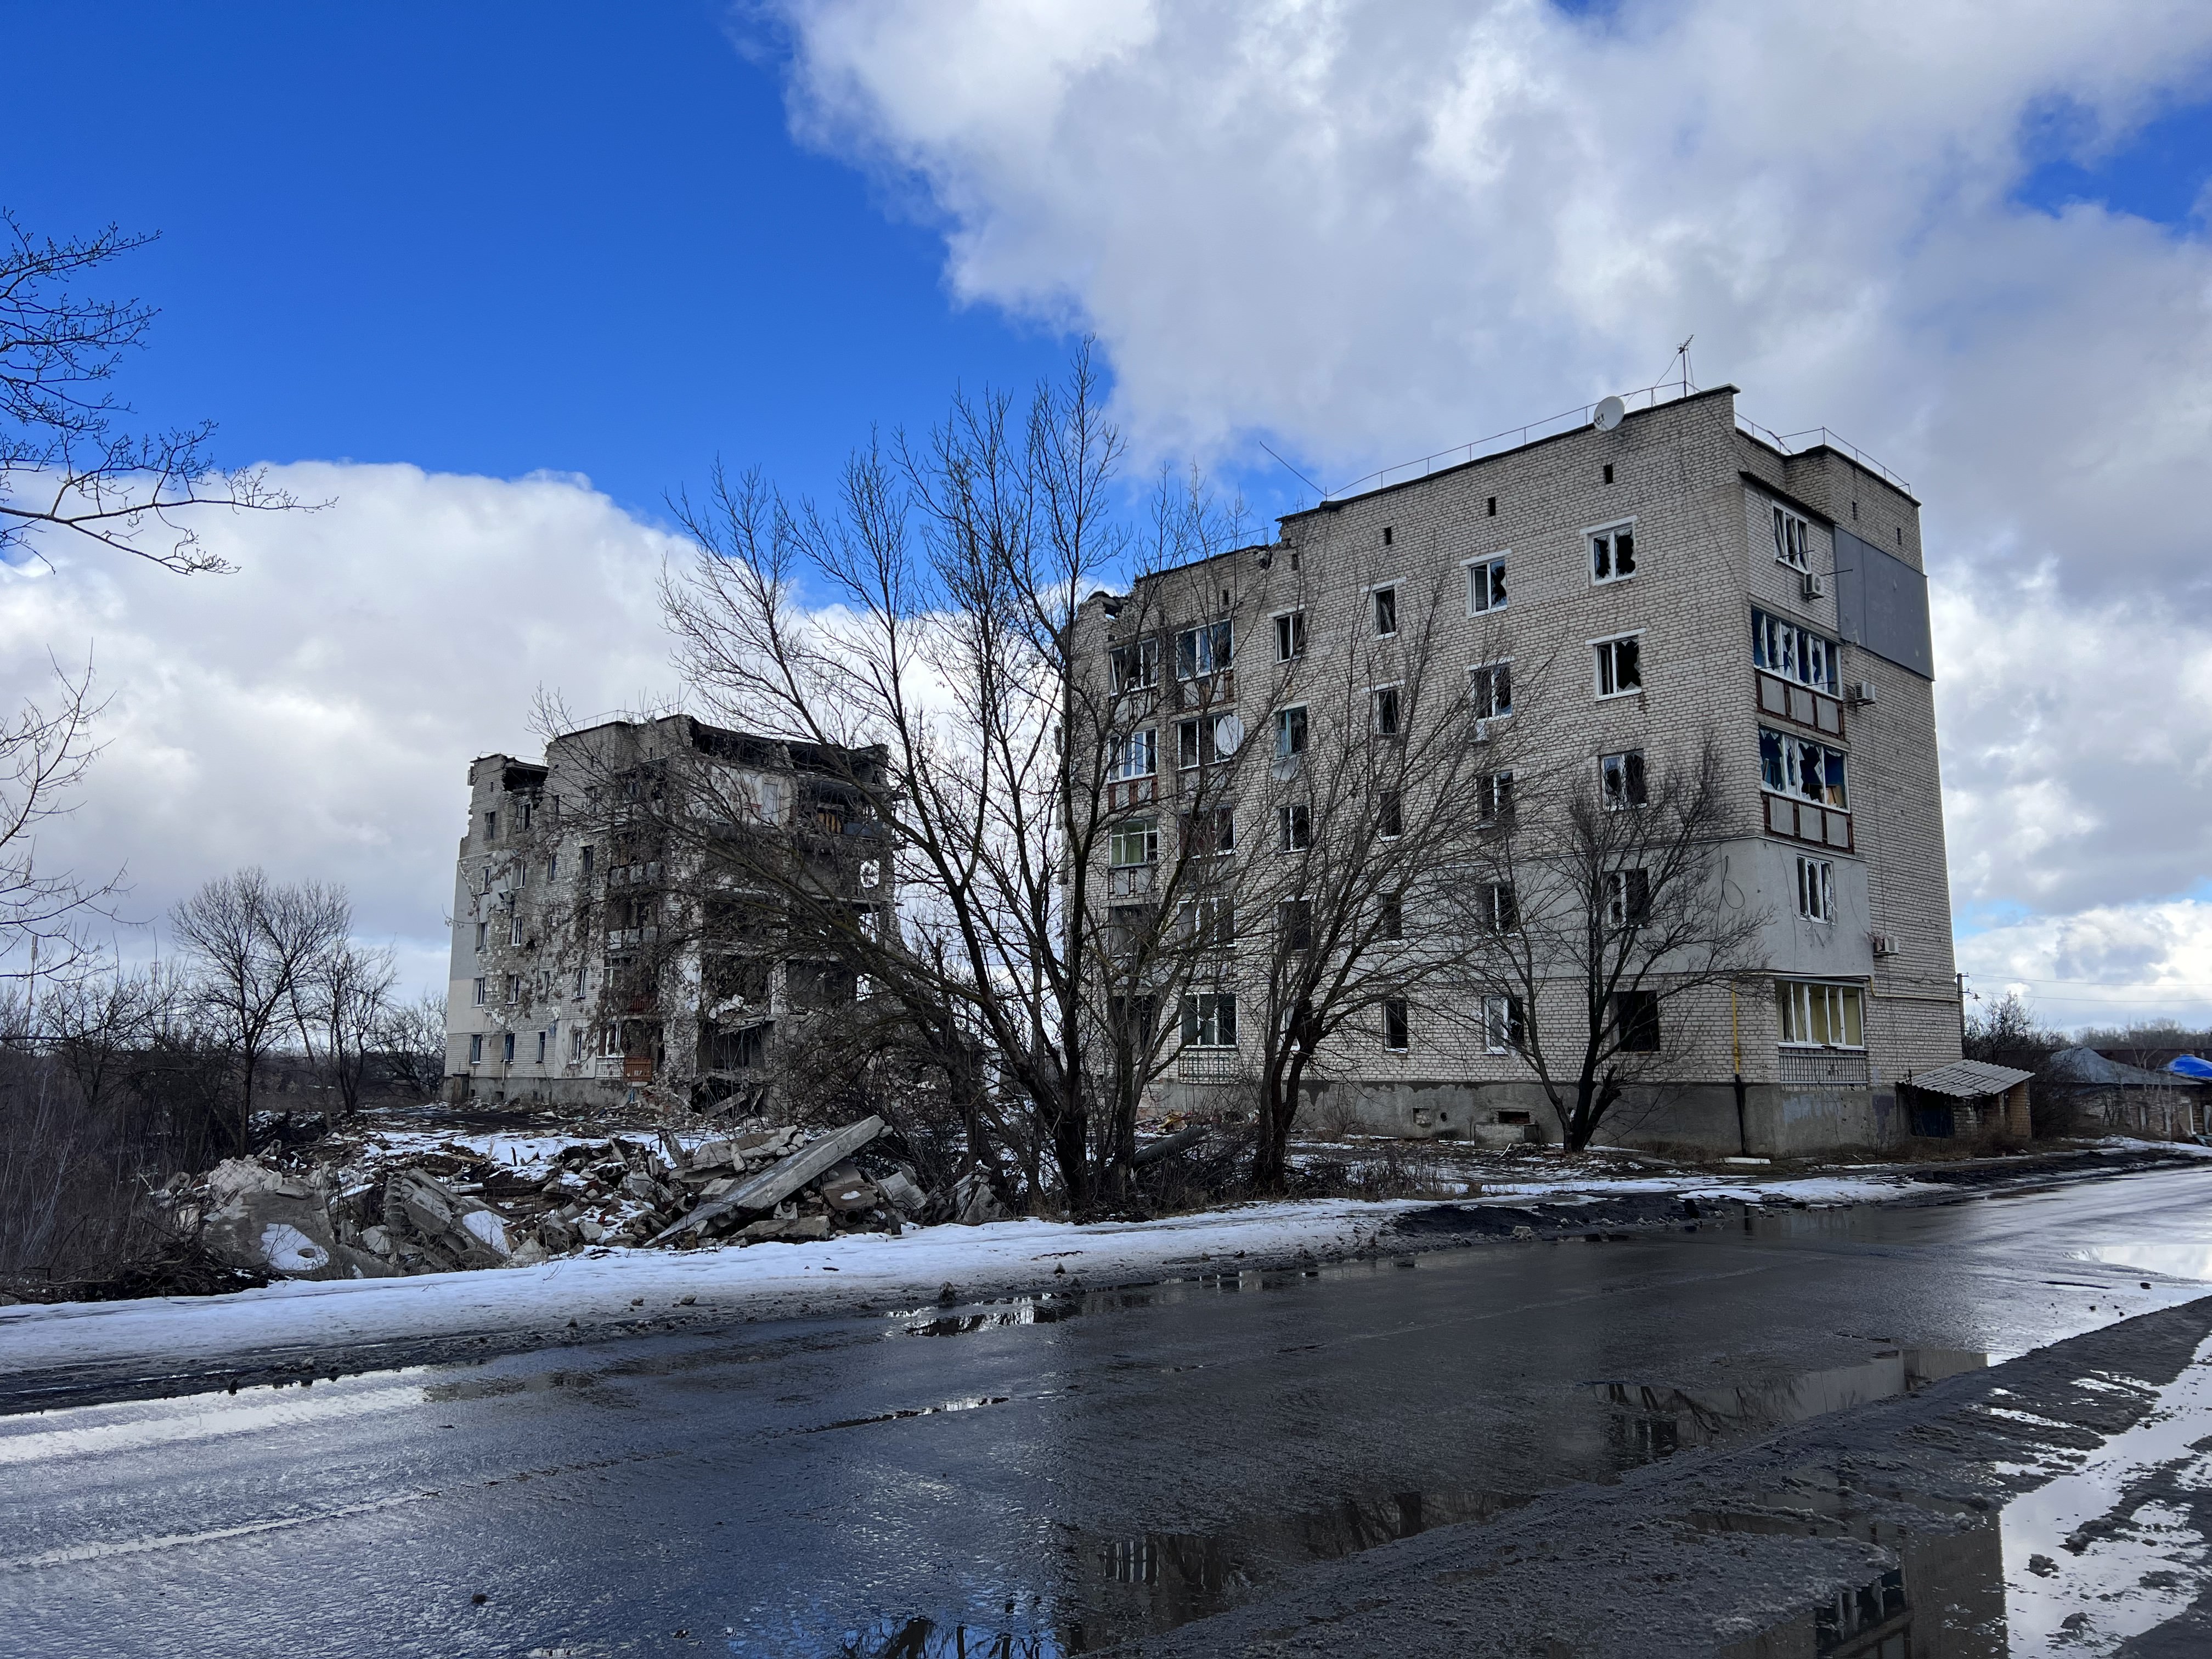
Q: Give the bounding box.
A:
[1833,527,1934,679]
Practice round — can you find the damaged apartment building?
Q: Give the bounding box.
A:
[1072,385,1963,1157]
[444,715,890,1109]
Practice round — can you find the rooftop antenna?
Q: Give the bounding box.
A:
[1673,335,1696,396]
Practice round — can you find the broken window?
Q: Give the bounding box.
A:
[1372,685,1402,737]
[473,977,487,1006]
[1277,802,1311,853]
[580,844,594,878]
[1470,662,1513,722]
[1601,749,1647,808]
[501,1032,516,1064]
[1274,611,1306,662]
[1277,898,1314,951]
[1379,889,1404,940]
[1591,523,1636,582]
[1378,789,1403,839]
[1483,995,1525,1053]
[1773,504,1811,570]
[1175,621,1233,679]
[573,966,586,1000]
[1594,634,1643,698]
[1478,769,1515,825]
[1752,609,1837,693]
[1478,881,1519,932]
[788,961,857,1009]
[1607,867,1651,928]
[469,1034,483,1064]
[709,1024,769,1071]
[1109,994,1158,1041]
[547,853,559,882]
[1180,806,1235,857]
[1776,980,1863,1047]
[1373,585,1398,637]
[509,909,524,947]
[1111,729,1157,781]
[1276,705,1307,758]
[1181,992,1237,1048]
[1759,727,1848,807]
[474,921,488,951]
[1176,896,1232,946]
[1110,819,1158,868]
[1467,556,1506,616]
[1112,637,1160,691]
[536,1030,548,1064]
[484,810,498,841]
[1795,856,1836,923]
[569,1028,584,1062]
[1383,998,1410,1051]
[1610,990,1661,1052]
[506,974,521,1005]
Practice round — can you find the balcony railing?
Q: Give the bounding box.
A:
[1764,792,1853,852]
[1109,864,1156,898]
[1756,670,1845,739]
[1177,1048,1242,1084]
[1775,1048,1870,1086]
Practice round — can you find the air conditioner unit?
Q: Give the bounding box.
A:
[1870,933,1898,958]
[1801,571,1827,601]
[1847,680,1877,707]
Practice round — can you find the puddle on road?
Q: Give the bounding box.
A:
[743,1347,1989,1656]
[1717,1336,2212,1657]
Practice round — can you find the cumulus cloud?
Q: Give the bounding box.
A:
[774,0,2212,1025]
[0,466,682,996]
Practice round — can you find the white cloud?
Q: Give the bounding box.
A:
[1,465,682,998]
[774,0,2212,1028]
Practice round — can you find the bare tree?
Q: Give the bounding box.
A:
[170,870,349,1150]
[0,657,118,988]
[1224,569,1515,1192]
[307,940,398,1119]
[1,211,302,573]
[1449,731,1766,1151]
[651,349,1246,1216]
[374,991,449,1102]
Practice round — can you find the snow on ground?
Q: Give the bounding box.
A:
[0,1201,1420,1389]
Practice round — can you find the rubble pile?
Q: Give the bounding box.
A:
[182,1114,967,1282]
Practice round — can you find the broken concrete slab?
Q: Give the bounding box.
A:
[655,1116,885,1244]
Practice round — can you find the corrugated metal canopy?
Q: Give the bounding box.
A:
[1903,1059,2035,1098]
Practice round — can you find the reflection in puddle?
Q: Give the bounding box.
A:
[780,1348,2002,1656]
[1716,1520,2008,1658]
[1590,1349,1986,1458]
[2075,1241,2212,1282]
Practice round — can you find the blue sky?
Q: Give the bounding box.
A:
[10,2,2212,1027]
[9,2,1073,524]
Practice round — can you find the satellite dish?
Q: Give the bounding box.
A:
[1214,713,1245,755]
[1592,395,1626,432]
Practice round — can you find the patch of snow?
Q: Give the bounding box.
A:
[256,1223,330,1274]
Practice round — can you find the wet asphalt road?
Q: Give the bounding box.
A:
[6,1169,2212,1658]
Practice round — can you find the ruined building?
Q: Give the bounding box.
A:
[443,715,889,1109]
[1070,385,1962,1155]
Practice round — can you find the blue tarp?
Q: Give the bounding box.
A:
[2168,1054,2212,1081]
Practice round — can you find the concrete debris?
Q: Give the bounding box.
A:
[950,1169,1007,1226]
[179,1115,955,1280]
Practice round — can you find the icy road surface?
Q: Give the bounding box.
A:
[7,1169,2212,1656]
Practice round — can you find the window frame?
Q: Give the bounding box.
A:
[1601,749,1648,809]
[1382,998,1410,1052]
[1477,769,1515,826]
[1370,682,1402,738]
[1588,517,1639,585]
[1181,805,1236,857]
[1771,503,1812,571]
[1369,581,1402,638]
[1775,979,1865,1048]
[1112,636,1161,692]
[1277,802,1311,853]
[1752,608,1838,694]
[472,976,487,1006]
[1606,867,1651,928]
[1181,991,1238,1049]
[1378,789,1404,840]
[1276,704,1308,759]
[1109,819,1159,868]
[1483,994,1525,1054]
[1758,726,1849,809]
[1469,659,1513,721]
[468,1034,483,1064]
[1465,554,1508,616]
[1175,620,1234,681]
[1610,989,1661,1053]
[1111,727,1158,782]
[1795,855,1836,924]
[1593,630,1645,699]
[1273,609,1307,663]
